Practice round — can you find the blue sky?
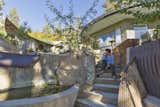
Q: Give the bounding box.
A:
[3,0,105,31]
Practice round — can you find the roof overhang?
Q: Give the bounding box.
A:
[81,12,134,38]
[80,5,154,39]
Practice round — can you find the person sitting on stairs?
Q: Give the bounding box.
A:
[102,48,117,79]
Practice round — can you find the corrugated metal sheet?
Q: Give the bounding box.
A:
[130,39,160,98]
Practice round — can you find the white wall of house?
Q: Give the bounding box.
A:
[134,26,148,38]
[115,28,122,44]
[126,30,136,39]
[126,26,150,39]
[98,26,154,49]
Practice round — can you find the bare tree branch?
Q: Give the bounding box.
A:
[45,0,100,49]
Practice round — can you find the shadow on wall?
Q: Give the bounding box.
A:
[0,52,39,101]
[38,52,95,86]
[0,52,95,101]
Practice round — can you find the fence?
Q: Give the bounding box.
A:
[129,39,160,98]
[118,58,146,107]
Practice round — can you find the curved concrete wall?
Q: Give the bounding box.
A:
[0,52,95,91]
[0,84,79,107]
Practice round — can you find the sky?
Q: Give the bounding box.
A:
[3,0,105,31]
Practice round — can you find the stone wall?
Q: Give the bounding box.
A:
[0,52,95,91]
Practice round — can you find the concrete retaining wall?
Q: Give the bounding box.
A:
[0,84,79,107]
[0,52,95,91]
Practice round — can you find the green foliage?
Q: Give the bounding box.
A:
[141,32,152,41]
[0,0,4,15]
[8,7,20,26]
[0,18,5,36]
[42,24,54,34]
[29,31,65,42]
[17,22,31,39]
[106,0,160,23]
[153,25,160,40]
[45,0,99,50]
[0,0,4,35]
[92,41,99,49]
[103,0,133,11]
[141,25,160,42]
[103,0,119,11]
[104,0,160,40]
[0,33,5,38]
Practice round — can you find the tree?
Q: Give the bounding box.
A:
[0,0,4,15]
[103,0,119,11]
[0,17,5,36]
[104,0,160,23]
[0,0,5,36]
[104,0,160,40]
[42,24,54,35]
[103,0,135,12]
[17,22,32,39]
[45,0,99,50]
[8,7,20,27]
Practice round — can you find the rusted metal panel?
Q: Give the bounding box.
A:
[113,39,139,69]
[129,39,160,98]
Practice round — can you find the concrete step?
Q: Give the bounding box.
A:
[93,84,119,93]
[115,65,121,68]
[95,78,120,85]
[84,90,118,105]
[76,98,116,107]
[103,70,121,74]
[103,67,121,72]
[99,73,120,78]
[115,67,121,72]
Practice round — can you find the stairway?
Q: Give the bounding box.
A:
[75,67,121,107]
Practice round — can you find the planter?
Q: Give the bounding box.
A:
[0,84,79,107]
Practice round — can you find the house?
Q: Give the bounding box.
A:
[81,6,160,49]
[4,17,69,54]
[0,37,17,53]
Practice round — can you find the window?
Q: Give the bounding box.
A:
[134,26,148,39]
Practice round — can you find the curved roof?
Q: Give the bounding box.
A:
[29,35,65,46]
[80,9,134,38]
[80,4,155,39]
